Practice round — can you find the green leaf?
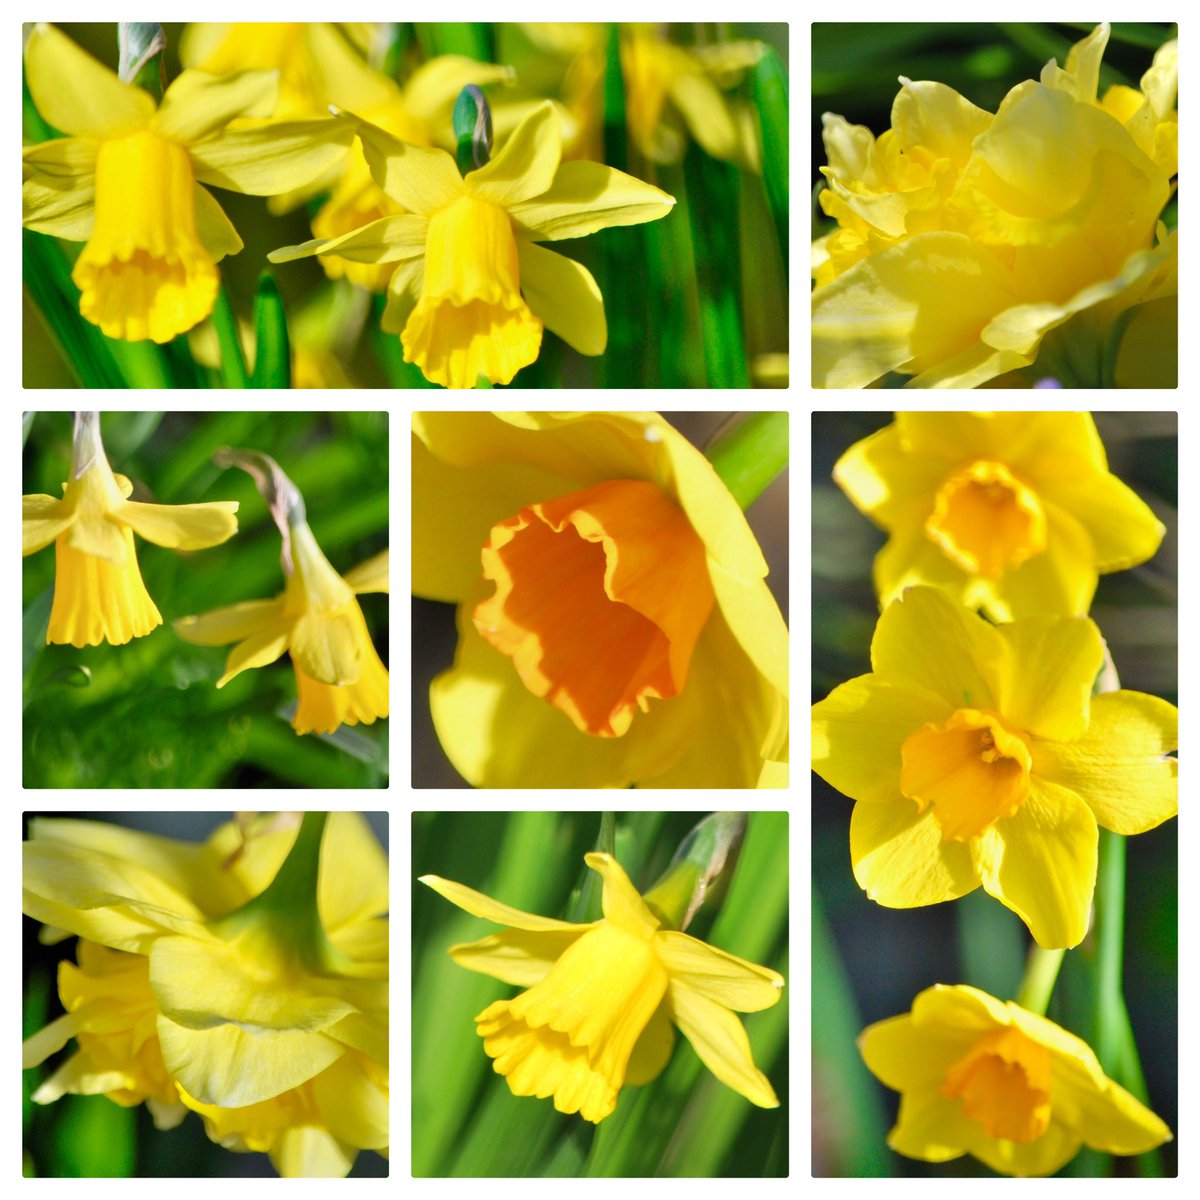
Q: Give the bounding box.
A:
[212,283,250,388]
[250,273,291,388]
[753,45,789,269]
[704,411,788,510]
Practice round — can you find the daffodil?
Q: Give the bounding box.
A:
[413,411,788,787]
[23,812,389,1178]
[833,412,1165,619]
[812,23,1178,387]
[811,586,1176,948]
[421,850,782,1123]
[269,102,676,388]
[174,453,388,736]
[21,412,239,647]
[22,23,354,343]
[859,984,1171,1176]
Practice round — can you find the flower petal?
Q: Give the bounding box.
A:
[586,852,660,937]
[447,928,586,987]
[174,598,287,647]
[1033,691,1177,835]
[850,797,980,907]
[813,675,949,804]
[858,1012,980,1094]
[118,499,238,550]
[1036,470,1164,572]
[269,214,428,266]
[518,241,606,355]
[22,493,75,555]
[654,930,783,1011]
[467,102,561,208]
[507,161,676,241]
[189,116,356,197]
[994,612,1103,741]
[418,874,586,934]
[194,185,243,261]
[154,68,278,145]
[357,118,463,216]
[972,777,1098,949]
[343,549,389,595]
[25,23,154,139]
[668,982,778,1108]
[216,627,290,687]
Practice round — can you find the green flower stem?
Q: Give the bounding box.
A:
[1015,944,1065,1016]
[704,411,789,510]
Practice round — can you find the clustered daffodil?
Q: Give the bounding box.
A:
[22,23,353,344]
[859,984,1172,1176]
[811,586,1176,948]
[421,850,782,1123]
[21,412,239,647]
[833,412,1165,619]
[23,812,389,1178]
[414,411,787,787]
[812,23,1178,387]
[174,452,388,736]
[270,103,676,387]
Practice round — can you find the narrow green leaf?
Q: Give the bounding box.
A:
[753,45,789,269]
[250,273,291,388]
[704,411,788,510]
[212,283,250,388]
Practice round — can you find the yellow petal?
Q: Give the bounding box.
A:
[25,23,154,139]
[22,138,98,241]
[813,675,949,805]
[189,117,356,197]
[48,533,162,647]
[448,928,586,988]
[858,1011,980,1094]
[154,68,278,144]
[194,185,244,261]
[972,777,1097,949]
[467,102,561,208]
[357,118,463,216]
[508,160,676,241]
[670,70,743,163]
[174,598,287,646]
[890,79,992,171]
[850,797,980,907]
[270,212,427,266]
[292,647,389,735]
[1033,691,1177,835]
[1036,470,1164,572]
[418,874,586,934]
[216,627,290,687]
[667,983,777,1108]
[22,493,75,555]
[654,930,784,1011]
[343,549,389,595]
[381,257,423,334]
[586,852,660,937]
[119,498,238,550]
[517,241,606,355]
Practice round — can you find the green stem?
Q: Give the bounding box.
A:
[1094,828,1126,1073]
[1015,945,1065,1015]
[704,411,788,509]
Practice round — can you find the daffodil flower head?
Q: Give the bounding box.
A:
[811,23,1178,387]
[833,412,1165,619]
[421,849,783,1123]
[811,586,1177,948]
[21,411,239,647]
[270,102,677,387]
[173,449,388,735]
[413,411,788,787]
[22,23,355,343]
[859,984,1172,1175]
[23,812,389,1178]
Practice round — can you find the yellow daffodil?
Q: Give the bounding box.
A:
[270,103,676,388]
[834,412,1165,619]
[23,812,389,1178]
[421,850,783,1123]
[176,499,388,736]
[811,586,1176,948]
[812,24,1178,387]
[414,411,788,787]
[21,412,239,647]
[21,23,354,344]
[859,984,1172,1176]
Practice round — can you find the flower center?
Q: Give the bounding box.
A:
[473,479,715,737]
[73,129,217,343]
[401,193,542,387]
[940,1025,1052,1143]
[925,460,1047,578]
[900,708,1032,841]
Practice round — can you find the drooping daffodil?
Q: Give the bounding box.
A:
[22,812,389,1178]
[22,411,239,647]
[421,850,783,1123]
[270,102,676,387]
[22,23,354,343]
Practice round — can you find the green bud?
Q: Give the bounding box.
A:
[643,812,747,931]
[118,22,166,99]
[453,83,493,174]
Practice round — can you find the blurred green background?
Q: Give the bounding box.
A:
[811,411,1178,1177]
[22,811,389,1178]
[411,411,789,786]
[412,810,788,1176]
[24,22,788,389]
[22,411,389,788]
